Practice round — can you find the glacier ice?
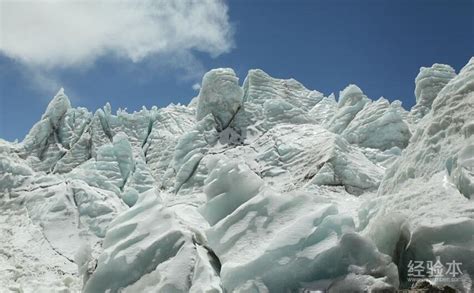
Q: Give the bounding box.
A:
[308,93,337,124]
[144,104,196,185]
[206,187,399,292]
[363,58,474,290]
[411,63,457,119]
[0,140,34,192]
[83,191,221,292]
[242,69,324,109]
[326,84,370,134]
[196,68,243,131]
[380,58,474,196]
[1,58,473,292]
[251,124,384,194]
[199,155,263,225]
[341,98,411,150]
[227,68,324,142]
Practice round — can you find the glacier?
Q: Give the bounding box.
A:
[0,57,473,292]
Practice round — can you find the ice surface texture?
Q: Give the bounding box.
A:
[1,58,473,292]
[411,64,456,119]
[196,68,243,131]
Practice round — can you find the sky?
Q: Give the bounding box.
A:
[0,0,473,141]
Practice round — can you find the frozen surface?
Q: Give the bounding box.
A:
[206,187,398,292]
[341,98,411,150]
[0,199,81,293]
[199,155,263,225]
[83,190,221,293]
[196,68,243,130]
[411,63,456,120]
[380,58,474,196]
[1,58,473,292]
[326,84,370,134]
[362,57,474,290]
[251,124,384,194]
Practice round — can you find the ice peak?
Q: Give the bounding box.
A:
[327,93,336,102]
[196,68,243,130]
[42,87,71,126]
[411,63,456,118]
[246,68,272,79]
[338,84,367,107]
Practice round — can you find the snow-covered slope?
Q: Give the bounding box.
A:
[0,58,473,292]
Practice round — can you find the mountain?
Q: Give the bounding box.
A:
[0,58,473,292]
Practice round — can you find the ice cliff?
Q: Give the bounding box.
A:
[1,58,473,293]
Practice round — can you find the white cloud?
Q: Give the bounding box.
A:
[192,83,201,91]
[0,0,233,68]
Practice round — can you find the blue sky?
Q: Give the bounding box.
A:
[1,0,473,141]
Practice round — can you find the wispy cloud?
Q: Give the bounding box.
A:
[192,83,201,91]
[0,0,233,69]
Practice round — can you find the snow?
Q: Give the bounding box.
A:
[1,57,473,292]
[0,199,81,293]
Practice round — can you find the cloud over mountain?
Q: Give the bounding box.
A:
[0,0,233,68]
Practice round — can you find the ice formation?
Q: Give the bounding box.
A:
[1,58,473,292]
[411,64,457,120]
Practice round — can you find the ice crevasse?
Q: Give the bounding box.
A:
[0,57,473,292]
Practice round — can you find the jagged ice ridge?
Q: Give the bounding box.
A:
[0,58,473,292]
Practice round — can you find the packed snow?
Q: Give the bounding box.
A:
[0,57,473,292]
